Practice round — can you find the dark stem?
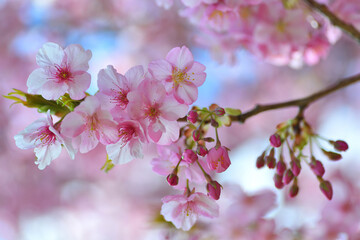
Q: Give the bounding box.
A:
[231,73,360,123]
[302,0,360,42]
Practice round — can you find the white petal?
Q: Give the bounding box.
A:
[64,44,92,72]
[36,42,64,68]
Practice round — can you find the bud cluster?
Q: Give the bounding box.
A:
[257,118,348,200]
[165,104,241,201]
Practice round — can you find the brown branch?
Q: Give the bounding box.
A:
[302,0,360,42]
[231,73,360,123]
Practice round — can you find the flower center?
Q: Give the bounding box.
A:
[53,64,73,82]
[36,126,56,145]
[118,125,135,144]
[86,115,98,132]
[172,67,190,86]
[145,104,160,121]
[111,87,129,109]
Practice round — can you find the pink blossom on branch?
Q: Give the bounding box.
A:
[161,192,219,231]
[127,80,188,145]
[97,65,146,120]
[106,120,147,165]
[61,96,119,153]
[27,42,92,100]
[148,46,206,105]
[206,146,231,173]
[14,111,75,170]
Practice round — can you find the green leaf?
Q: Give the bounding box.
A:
[225,107,242,116]
[282,0,299,9]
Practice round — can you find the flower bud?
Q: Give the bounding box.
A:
[321,149,342,161]
[256,151,266,169]
[207,146,231,173]
[206,180,222,200]
[197,145,208,157]
[273,174,284,189]
[276,160,286,175]
[332,140,348,152]
[289,183,299,198]
[187,110,198,124]
[283,169,294,184]
[214,107,225,117]
[290,158,301,176]
[182,149,198,164]
[269,133,282,148]
[166,173,179,186]
[192,129,201,142]
[210,118,219,128]
[266,156,276,169]
[319,180,333,200]
[266,148,276,169]
[310,158,325,177]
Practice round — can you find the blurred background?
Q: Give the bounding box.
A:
[1,0,360,239]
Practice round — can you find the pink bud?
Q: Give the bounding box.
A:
[269,133,282,148]
[283,169,294,184]
[206,146,231,173]
[256,152,266,169]
[291,159,301,176]
[166,173,179,186]
[206,180,222,200]
[310,159,325,177]
[187,110,198,124]
[214,107,225,117]
[320,180,333,200]
[333,140,348,152]
[273,174,284,189]
[182,149,198,164]
[276,160,286,175]
[266,156,276,169]
[289,184,299,198]
[192,129,201,141]
[197,145,208,157]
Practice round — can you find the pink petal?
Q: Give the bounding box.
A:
[148,120,164,143]
[148,59,172,81]
[166,46,194,70]
[193,193,219,218]
[34,141,62,170]
[75,96,100,116]
[27,68,51,95]
[97,119,119,145]
[106,142,133,165]
[174,82,198,105]
[97,65,127,95]
[61,112,86,138]
[151,157,174,175]
[159,97,188,120]
[125,65,145,89]
[157,118,180,145]
[78,130,99,153]
[143,80,166,104]
[64,44,92,72]
[186,61,206,87]
[36,42,64,68]
[40,80,68,100]
[67,72,91,100]
[181,0,202,7]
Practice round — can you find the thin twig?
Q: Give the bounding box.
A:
[231,73,360,123]
[302,0,360,42]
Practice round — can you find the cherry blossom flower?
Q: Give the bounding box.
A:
[148,46,206,105]
[27,42,92,100]
[127,80,188,145]
[97,65,146,120]
[106,120,147,165]
[151,144,207,189]
[14,111,75,170]
[61,96,119,153]
[206,146,231,173]
[161,192,219,231]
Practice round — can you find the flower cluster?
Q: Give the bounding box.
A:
[257,116,348,200]
[156,0,341,66]
[11,42,233,231]
[152,104,242,230]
